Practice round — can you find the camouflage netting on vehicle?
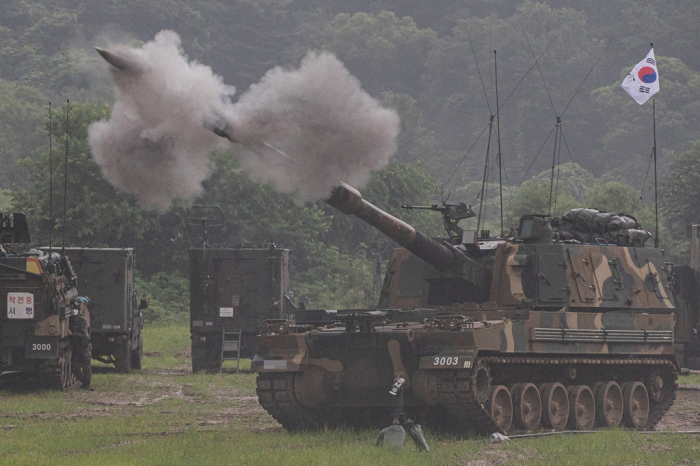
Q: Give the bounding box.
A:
[551,208,652,246]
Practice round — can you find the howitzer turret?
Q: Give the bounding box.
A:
[325,183,459,272]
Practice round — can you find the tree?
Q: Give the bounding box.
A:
[660,141,700,240]
[591,55,700,187]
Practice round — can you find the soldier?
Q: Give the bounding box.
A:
[69,297,93,390]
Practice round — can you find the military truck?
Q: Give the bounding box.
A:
[255,184,682,434]
[671,224,700,369]
[51,248,144,373]
[190,245,296,373]
[0,213,86,389]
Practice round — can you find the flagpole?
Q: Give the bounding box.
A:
[653,96,658,248]
[651,42,659,248]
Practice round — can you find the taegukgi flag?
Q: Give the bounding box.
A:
[621,48,659,105]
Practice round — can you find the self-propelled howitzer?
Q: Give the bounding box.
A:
[256,189,679,435]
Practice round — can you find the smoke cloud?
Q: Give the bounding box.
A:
[88,31,232,211]
[89,30,400,211]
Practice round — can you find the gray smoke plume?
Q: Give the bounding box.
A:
[88,31,232,211]
[224,50,400,201]
[89,31,399,210]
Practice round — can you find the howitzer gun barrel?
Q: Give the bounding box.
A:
[325,183,455,271]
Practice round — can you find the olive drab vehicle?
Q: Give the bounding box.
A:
[187,203,297,373]
[52,248,144,373]
[0,213,88,389]
[190,245,296,373]
[672,224,700,370]
[255,183,684,435]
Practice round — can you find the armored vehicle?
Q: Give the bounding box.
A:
[255,184,682,434]
[52,248,144,373]
[0,213,87,389]
[190,245,296,372]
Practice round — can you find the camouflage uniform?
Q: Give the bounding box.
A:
[69,311,92,389]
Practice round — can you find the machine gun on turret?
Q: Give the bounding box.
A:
[401,202,475,243]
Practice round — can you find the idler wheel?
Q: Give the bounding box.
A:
[540,382,569,431]
[622,381,650,429]
[510,383,542,431]
[567,385,595,430]
[645,371,664,403]
[486,385,513,433]
[594,381,623,428]
[472,362,491,403]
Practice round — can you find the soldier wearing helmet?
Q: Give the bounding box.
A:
[69,296,93,390]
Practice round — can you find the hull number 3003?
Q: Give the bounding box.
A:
[433,357,472,368]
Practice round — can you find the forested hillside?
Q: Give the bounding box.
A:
[2,0,700,309]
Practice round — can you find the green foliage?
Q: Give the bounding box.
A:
[586,181,653,227]
[592,56,700,187]
[505,178,580,227]
[3,0,700,305]
[0,79,47,187]
[661,141,700,238]
[135,271,189,325]
[322,11,437,95]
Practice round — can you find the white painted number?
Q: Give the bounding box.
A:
[433,356,460,366]
[31,343,51,351]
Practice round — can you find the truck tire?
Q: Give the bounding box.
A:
[114,340,132,373]
[191,338,221,373]
[131,333,143,370]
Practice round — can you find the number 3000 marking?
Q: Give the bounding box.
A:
[433,356,459,366]
[31,343,51,351]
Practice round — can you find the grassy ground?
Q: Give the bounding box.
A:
[1,325,699,465]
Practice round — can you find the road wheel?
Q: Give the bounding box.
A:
[510,383,542,431]
[540,382,569,431]
[595,381,623,428]
[486,385,513,433]
[567,385,595,430]
[622,381,650,428]
[114,340,132,373]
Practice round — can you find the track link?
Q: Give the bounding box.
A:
[256,372,324,431]
[436,369,502,435]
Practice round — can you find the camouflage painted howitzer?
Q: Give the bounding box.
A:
[255,186,680,434]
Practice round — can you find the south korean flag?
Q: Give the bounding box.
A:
[621,48,659,105]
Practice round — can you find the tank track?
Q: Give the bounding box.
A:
[436,368,501,435]
[437,355,678,435]
[257,356,678,434]
[256,372,325,431]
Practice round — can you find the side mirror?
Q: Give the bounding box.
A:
[139,299,148,310]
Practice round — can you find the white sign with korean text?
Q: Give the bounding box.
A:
[7,292,34,319]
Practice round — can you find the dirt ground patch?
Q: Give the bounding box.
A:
[655,387,700,432]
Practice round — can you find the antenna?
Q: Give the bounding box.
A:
[494,50,504,235]
[548,117,562,216]
[476,115,494,235]
[48,102,53,258]
[62,100,68,255]
[185,206,225,249]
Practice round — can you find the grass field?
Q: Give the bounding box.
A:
[1,324,699,465]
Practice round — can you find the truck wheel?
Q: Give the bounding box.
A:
[191,338,221,373]
[131,334,143,370]
[114,340,132,373]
